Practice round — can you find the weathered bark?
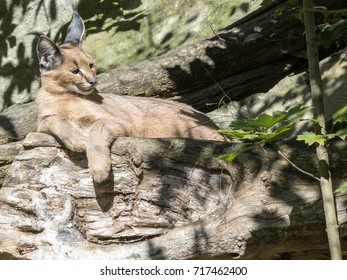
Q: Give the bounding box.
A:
[0,102,37,145]
[95,0,344,111]
[0,104,33,186]
[0,133,346,260]
[0,141,23,186]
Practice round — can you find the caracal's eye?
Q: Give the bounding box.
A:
[89,63,94,69]
[71,68,81,75]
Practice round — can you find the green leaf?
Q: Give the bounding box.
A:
[219,129,247,138]
[228,120,248,130]
[296,131,327,146]
[318,30,343,49]
[257,124,292,140]
[230,113,285,131]
[219,129,258,140]
[332,104,347,124]
[335,182,347,193]
[218,145,255,162]
[229,105,311,132]
[257,132,274,141]
[332,19,347,29]
[333,128,347,140]
[255,113,285,129]
[319,128,347,141]
[218,151,242,162]
[318,23,333,32]
[284,105,313,121]
[274,124,292,135]
[326,133,337,140]
[328,52,341,63]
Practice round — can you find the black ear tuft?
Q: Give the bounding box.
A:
[64,10,85,46]
[28,32,62,71]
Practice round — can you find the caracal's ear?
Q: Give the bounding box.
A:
[64,10,85,46]
[29,32,63,71]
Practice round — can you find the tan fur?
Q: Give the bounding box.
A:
[36,41,226,183]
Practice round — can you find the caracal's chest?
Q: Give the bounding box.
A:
[37,90,140,127]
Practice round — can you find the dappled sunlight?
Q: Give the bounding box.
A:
[1,0,347,260]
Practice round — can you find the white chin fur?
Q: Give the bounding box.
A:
[79,88,94,95]
[73,84,94,95]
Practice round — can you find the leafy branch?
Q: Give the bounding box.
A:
[218,104,312,162]
[219,103,347,189]
[296,103,347,194]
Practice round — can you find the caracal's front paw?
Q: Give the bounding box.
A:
[63,137,86,153]
[89,158,112,183]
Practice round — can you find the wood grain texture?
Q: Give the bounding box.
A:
[0,133,346,259]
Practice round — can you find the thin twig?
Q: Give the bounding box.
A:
[209,25,228,47]
[276,148,320,182]
[204,68,232,107]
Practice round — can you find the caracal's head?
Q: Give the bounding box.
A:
[31,10,97,95]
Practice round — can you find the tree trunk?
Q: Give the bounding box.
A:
[303,0,342,259]
[0,133,346,260]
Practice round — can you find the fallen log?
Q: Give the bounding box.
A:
[95,0,345,111]
[0,133,346,259]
